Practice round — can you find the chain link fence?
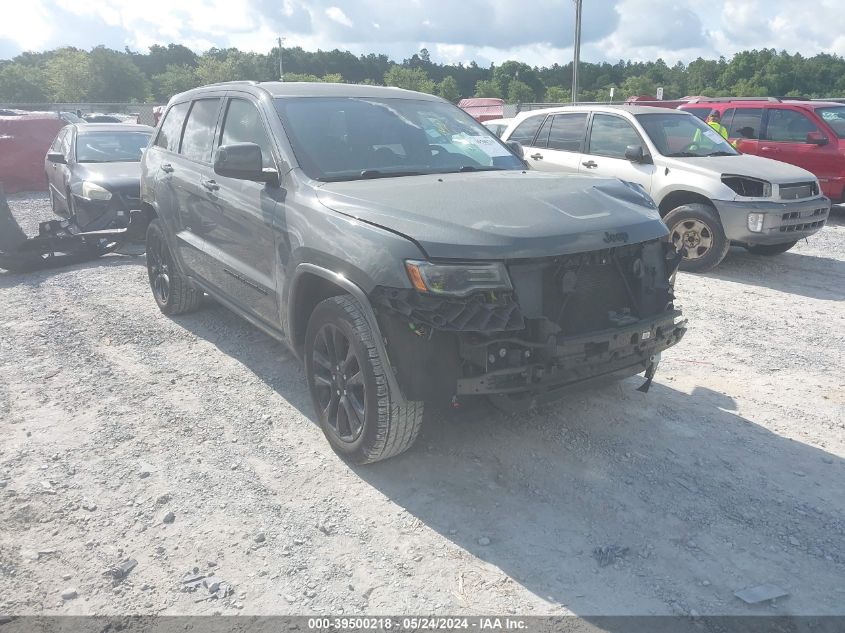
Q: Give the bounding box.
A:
[0,103,163,125]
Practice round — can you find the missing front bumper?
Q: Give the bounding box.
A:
[456,313,686,397]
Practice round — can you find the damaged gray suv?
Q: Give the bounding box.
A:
[140,82,687,463]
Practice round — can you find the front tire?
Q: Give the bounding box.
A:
[745,240,797,256]
[664,203,730,272]
[145,219,202,315]
[305,295,424,464]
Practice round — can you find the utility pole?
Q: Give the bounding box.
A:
[571,0,582,103]
[277,37,285,81]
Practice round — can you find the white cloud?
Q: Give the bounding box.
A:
[2,0,845,67]
[325,6,354,28]
[0,2,54,52]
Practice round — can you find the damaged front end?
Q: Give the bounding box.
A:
[372,238,687,410]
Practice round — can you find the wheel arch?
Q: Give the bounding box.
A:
[288,263,407,404]
[657,190,715,218]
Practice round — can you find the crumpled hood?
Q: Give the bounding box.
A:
[660,153,817,183]
[316,170,668,259]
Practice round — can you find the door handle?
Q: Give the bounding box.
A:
[201,178,220,191]
[582,160,598,168]
[160,163,174,173]
[760,146,779,152]
[530,153,543,160]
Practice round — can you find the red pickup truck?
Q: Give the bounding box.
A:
[679,98,845,203]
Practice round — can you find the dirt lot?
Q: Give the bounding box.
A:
[1,193,843,617]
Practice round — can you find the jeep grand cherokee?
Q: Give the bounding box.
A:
[139,82,687,463]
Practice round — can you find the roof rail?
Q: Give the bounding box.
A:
[689,96,782,103]
[203,80,260,88]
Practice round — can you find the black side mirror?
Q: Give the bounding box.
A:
[214,143,277,184]
[506,140,524,159]
[46,151,66,165]
[806,131,828,146]
[624,144,647,163]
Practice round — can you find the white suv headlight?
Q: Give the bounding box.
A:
[81,181,112,201]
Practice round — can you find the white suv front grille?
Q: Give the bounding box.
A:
[779,181,819,200]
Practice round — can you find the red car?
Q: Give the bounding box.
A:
[679,98,845,203]
[458,98,505,122]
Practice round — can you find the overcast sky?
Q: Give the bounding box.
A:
[1,0,843,67]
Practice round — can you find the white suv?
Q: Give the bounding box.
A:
[501,105,831,271]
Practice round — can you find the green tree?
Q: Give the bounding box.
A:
[474,79,501,98]
[437,75,460,102]
[507,79,535,104]
[321,73,344,83]
[151,64,198,100]
[132,44,197,77]
[87,47,149,101]
[620,74,657,99]
[383,66,435,93]
[0,63,48,101]
[493,61,543,101]
[544,86,569,103]
[283,72,322,82]
[45,48,91,101]
[195,56,237,84]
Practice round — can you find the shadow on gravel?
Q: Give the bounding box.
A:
[701,246,844,301]
[0,253,145,289]
[350,382,844,616]
[174,303,844,617]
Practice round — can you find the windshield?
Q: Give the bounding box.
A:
[815,106,845,137]
[636,112,739,157]
[76,131,151,163]
[274,97,524,181]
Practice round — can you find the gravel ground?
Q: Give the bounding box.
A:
[1,192,843,617]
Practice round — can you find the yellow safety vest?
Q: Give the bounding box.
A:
[707,120,729,139]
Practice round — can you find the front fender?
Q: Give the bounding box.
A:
[288,262,408,405]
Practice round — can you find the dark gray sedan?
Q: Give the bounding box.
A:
[45,123,153,230]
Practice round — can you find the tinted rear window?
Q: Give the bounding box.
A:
[509,115,546,145]
[548,113,587,152]
[155,102,190,152]
[727,108,763,140]
[180,99,220,163]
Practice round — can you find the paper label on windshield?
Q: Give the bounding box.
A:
[463,134,511,157]
[703,129,724,144]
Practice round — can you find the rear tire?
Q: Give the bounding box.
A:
[745,240,797,256]
[664,203,730,273]
[305,295,424,464]
[145,219,202,315]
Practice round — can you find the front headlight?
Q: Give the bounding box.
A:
[722,175,771,198]
[404,260,512,296]
[81,181,112,201]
